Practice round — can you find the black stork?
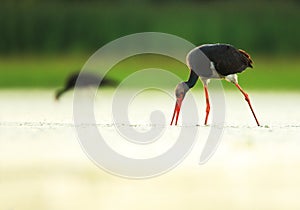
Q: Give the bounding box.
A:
[55,72,117,100]
[170,43,260,126]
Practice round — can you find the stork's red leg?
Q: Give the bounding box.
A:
[235,83,260,126]
[204,85,210,125]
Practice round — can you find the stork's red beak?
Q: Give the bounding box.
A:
[170,97,183,125]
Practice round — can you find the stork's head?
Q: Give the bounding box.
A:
[170,82,190,125]
[175,82,189,102]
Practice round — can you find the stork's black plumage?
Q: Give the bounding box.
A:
[199,44,253,76]
[170,43,260,126]
[55,72,117,100]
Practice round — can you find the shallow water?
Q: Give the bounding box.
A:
[1,89,300,210]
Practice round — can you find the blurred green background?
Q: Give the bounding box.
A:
[0,0,299,90]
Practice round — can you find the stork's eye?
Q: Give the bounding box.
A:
[176,92,182,98]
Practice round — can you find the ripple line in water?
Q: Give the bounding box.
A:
[0,121,300,129]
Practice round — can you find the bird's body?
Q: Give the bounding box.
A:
[55,72,117,100]
[171,43,260,126]
[198,44,252,76]
[186,44,253,83]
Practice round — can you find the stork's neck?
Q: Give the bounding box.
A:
[185,70,198,89]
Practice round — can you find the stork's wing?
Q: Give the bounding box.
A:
[200,44,251,76]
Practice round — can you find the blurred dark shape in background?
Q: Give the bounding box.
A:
[55,72,117,100]
[0,0,299,56]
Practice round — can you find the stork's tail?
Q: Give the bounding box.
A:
[238,49,253,68]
